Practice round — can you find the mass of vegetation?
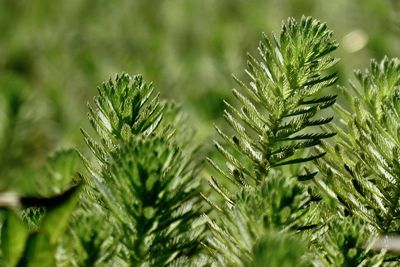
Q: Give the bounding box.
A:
[1,1,400,266]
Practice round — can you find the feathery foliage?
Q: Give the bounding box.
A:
[315,58,400,233]
[101,136,205,265]
[311,217,386,266]
[206,174,313,266]
[204,16,339,265]
[78,73,206,266]
[81,74,164,167]
[209,16,338,195]
[309,57,400,265]
[3,13,400,267]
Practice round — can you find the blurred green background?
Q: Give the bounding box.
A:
[0,0,399,192]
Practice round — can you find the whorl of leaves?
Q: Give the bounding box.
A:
[206,175,314,266]
[315,58,400,233]
[81,74,164,167]
[204,16,339,265]
[98,136,205,266]
[311,217,385,267]
[79,73,206,266]
[209,16,339,200]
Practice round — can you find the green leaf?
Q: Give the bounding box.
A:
[21,233,56,267]
[41,184,81,245]
[0,210,29,267]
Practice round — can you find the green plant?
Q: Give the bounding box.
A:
[1,15,400,267]
[0,184,81,267]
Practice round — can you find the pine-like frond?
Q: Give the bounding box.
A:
[81,74,164,167]
[211,16,338,189]
[78,73,207,266]
[205,16,338,265]
[311,217,386,266]
[206,175,315,266]
[315,58,400,233]
[99,136,205,266]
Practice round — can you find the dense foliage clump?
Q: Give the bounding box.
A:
[1,16,400,267]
